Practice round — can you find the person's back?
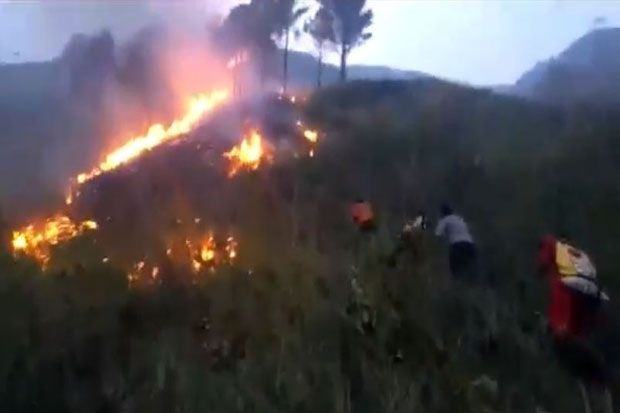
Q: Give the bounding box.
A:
[434,204,476,279]
[435,214,474,245]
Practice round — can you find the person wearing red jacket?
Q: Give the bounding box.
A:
[537,234,612,412]
[537,234,598,339]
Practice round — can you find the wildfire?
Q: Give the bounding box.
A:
[224,129,272,177]
[11,215,98,266]
[11,88,229,266]
[75,90,229,185]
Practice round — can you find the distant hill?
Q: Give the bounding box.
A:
[283,50,427,89]
[512,27,620,104]
[0,61,65,108]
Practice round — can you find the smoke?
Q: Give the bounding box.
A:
[0,11,235,220]
[90,24,231,150]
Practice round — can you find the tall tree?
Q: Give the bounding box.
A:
[305,7,336,88]
[214,0,279,95]
[272,0,308,94]
[320,0,373,82]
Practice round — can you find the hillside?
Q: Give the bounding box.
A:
[284,50,425,89]
[513,27,620,104]
[0,43,425,218]
[2,78,620,412]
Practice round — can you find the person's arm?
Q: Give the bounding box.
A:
[536,235,555,277]
[434,218,446,238]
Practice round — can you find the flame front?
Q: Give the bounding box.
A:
[224,129,272,177]
[11,215,98,266]
[13,88,229,263]
[75,90,229,185]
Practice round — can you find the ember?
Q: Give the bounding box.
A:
[303,129,318,143]
[127,261,161,287]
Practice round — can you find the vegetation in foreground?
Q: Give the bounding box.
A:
[1,79,620,412]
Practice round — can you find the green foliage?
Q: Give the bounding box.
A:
[318,0,373,82]
[305,7,337,88]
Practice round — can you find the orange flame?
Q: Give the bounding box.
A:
[224,129,272,177]
[75,90,229,185]
[11,215,98,266]
[200,234,217,263]
[188,233,238,272]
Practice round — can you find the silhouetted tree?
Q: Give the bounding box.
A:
[272,0,308,94]
[319,0,373,82]
[215,0,281,94]
[305,7,336,88]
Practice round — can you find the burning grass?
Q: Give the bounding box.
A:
[74,90,229,187]
[224,129,273,177]
[126,233,239,287]
[9,90,325,282]
[11,215,98,266]
[10,88,230,266]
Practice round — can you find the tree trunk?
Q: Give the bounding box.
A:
[317,45,323,88]
[340,42,348,83]
[283,28,290,94]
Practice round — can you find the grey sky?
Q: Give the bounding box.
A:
[0,0,619,85]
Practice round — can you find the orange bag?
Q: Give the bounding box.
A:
[351,201,375,230]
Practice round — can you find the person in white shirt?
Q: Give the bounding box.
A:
[435,204,477,278]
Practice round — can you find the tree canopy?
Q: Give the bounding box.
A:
[319,0,373,82]
[305,7,336,87]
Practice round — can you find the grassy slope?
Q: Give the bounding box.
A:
[1,78,620,412]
